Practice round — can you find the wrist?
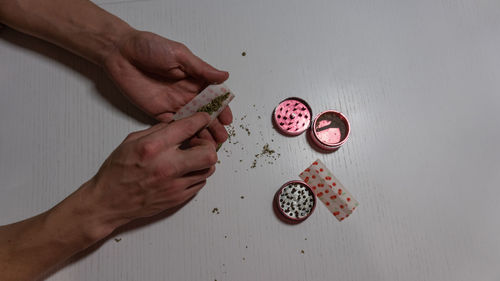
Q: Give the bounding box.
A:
[44,180,119,246]
[90,20,136,67]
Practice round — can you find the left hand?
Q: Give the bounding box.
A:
[104,30,232,144]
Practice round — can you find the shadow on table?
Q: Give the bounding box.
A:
[0,28,155,125]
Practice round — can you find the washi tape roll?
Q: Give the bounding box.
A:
[172,83,235,122]
[299,159,359,221]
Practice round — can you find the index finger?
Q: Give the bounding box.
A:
[148,112,211,145]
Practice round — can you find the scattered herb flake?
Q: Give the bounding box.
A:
[239,124,251,136]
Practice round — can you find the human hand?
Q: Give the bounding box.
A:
[104,30,232,144]
[84,113,217,235]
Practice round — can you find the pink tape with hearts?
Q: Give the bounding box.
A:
[299,159,359,221]
[172,83,234,122]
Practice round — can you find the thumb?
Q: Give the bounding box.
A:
[177,48,229,84]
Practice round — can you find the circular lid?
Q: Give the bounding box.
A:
[274,180,316,223]
[312,110,350,147]
[273,98,312,136]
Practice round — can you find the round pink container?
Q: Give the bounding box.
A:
[309,110,350,151]
[272,97,312,136]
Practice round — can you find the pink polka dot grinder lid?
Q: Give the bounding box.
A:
[273,98,312,136]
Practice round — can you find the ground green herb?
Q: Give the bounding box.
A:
[239,124,251,136]
[242,51,246,56]
[212,208,220,214]
[197,92,230,115]
[227,124,236,144]
[251,143,280,167]
[261,144,275,155]
[114,238,122,243]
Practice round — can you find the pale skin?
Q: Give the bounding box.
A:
[0,0,232,280]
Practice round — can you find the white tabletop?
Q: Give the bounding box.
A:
[1,0,500,280]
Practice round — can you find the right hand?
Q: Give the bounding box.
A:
[84,113,217,234]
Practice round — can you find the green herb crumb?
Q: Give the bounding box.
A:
[239,124,251,136]
[197,92,230,115]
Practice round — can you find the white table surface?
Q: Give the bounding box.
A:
[2,0,500,280]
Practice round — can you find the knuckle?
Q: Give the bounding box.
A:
[137,140,162,160]
[205,151,218,166]
[172,42,188,58]
[125,132,139,141]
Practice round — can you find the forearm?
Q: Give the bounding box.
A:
[0,180,115,281]
[0,0,134,65]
